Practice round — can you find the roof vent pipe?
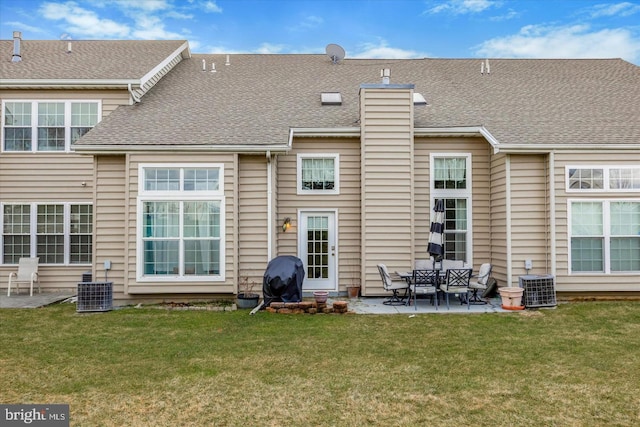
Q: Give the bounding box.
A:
[225,55,230,66]
[381,68,390,84]
[202,59,206,71]
[12,31,22,62]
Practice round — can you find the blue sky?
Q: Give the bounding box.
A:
[1,0,639,64]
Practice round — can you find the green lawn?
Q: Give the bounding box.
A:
[1,302,639,426]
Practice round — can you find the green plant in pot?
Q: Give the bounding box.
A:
[237,275,260,309]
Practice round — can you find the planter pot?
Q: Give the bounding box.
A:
[313,291,329,303]
[499,287,524,308]
[346,286,360,299]
[237,293,260,309]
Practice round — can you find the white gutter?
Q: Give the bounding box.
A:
[289,127,360,141]
[493,144,640,153]
[0,79,139,88]
[73,144,290,154]
[414,126,501,153]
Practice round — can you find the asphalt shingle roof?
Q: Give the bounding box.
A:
[0,39,187,81]
[43,50,639,149]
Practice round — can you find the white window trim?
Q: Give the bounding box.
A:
[430,153,473,264]
[136,163,226,282]
[565,165,640,193]
[1,100,102,153]
[567,198,640,274]
[0,202,92,265]
[296,153,340,195]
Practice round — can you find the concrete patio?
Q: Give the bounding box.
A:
[0,291,76,308]
[0,290,515,314]
[343,295,512,314]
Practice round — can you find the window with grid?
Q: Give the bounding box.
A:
[431,154,472,263]
[2,100,100,152]
[297,154,339,194]
[443,198,468,261]
[570,200,640,273]
[2,204,31,264]
[1,203,92,265]
[139,164,224,280]
[566,166,640,192]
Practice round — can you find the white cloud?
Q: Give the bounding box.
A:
[352,40,427,59]
[476,24,640,63]
[131,15,186,39]
[203,1,223,13]
[40,1,130,38]
[111,0,171,12]
[255,43,286,54]
[426,0,498,15]
[588,2,640,18]
[289,15,324,31]
[5,21,48,34]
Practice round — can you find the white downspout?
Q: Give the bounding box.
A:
[506,155,512,286]
[549,151,557,278]
[266,151,273,261]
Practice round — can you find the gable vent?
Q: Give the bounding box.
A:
[321,92,342,105]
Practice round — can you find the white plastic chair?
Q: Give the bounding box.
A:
[7,257,40,296]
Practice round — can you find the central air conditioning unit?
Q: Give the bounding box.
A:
[77,282,113,312]
[519,274,556,308]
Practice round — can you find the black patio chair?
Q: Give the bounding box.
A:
[411,269,439,311]
[439,268,473,310]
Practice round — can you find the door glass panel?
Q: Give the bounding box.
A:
[306,215,329,279]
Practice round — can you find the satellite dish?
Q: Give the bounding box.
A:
[326,43,345,64]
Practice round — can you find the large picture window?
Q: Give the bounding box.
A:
[2,100,100,152]
[138,164,225,281]
[297,153,339,195]
[570,200,640,273]
[431,154,472,263]
[1,203,92,265]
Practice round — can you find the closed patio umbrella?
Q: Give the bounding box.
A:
[427,199,445,262]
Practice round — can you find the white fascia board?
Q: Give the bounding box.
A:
[0,79,140,89]
[73,144,290,154]
[494,143,640,153]
[414,126,501,154]
[288,127,361,150]
[139,41,190,88]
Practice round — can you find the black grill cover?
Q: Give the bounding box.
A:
[262,255,305,307]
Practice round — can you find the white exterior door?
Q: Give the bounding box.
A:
[299,211,337,291]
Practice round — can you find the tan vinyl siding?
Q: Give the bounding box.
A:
[277,137,361,291]
[0,154,94,200]
[553,152,640,292]
[509,154,550,285]
[0,89,130,119]
[238,155,269,288]
[490,153,508,286]
[0,154,93,291]
[94,155,126,298]
[124,153,236,295]
[360,87,413,295]
[414,137,492,272]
